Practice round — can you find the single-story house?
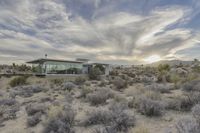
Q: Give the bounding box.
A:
[26,58,111,76]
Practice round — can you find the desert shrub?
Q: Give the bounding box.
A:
[147,83,172,93]
[167,93,200,111]
[43,109,75,133]
[89,67,102,80]
[170,74,181,88]
[0,99,20,122]
[112,77,128,90]
[192,104,200,123]
[27,112,42,127]
[50,78,64,86]
[182,80,200,92]
[79,86,93,98]
[10,85,43,98]
[84,109,113,126]
[84,103,135,132]
[176,117,200,133]
[0,99,17,106]
[137,97,164,117]
[62,82,76,91]
[110,110,135,132]
[75,77,86,85]
[26,103,46,116]
[87,88,113,105]
[9,76,28,87]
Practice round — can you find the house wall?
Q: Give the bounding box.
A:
[44,61,83,74]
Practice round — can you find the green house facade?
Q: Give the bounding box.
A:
[27,58,111,76]
[27,59,84,75]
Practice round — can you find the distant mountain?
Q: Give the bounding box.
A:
[148,60,193,67]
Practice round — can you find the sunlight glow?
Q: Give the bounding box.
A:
[144,55,161,63]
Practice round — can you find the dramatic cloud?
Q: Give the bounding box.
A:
[0,0,200,64]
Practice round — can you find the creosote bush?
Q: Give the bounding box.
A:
[9,76,28,87]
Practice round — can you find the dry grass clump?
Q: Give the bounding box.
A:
[27,112,42,127]
[10,85,43,98]
[9,76,28,87]
[43,107,76,133]
[167,92,200,111]
[0,98,20,122]
[137,97,165,117]
[176,104,200,133]
[176,117,200,133]
[146,83,172,94]
[182,80,200,92]
[84,103,135,132]
[25,103,46,116]
[62,82,76,91]
[87,88,113,106]
[112,77,128,91]
[79,86,93,98]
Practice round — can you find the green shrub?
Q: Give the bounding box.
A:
[9,76,28,87]
[89,67,102,80]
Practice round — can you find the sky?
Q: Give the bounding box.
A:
[0,0,200,65]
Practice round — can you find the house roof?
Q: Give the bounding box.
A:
[26,58,84,64]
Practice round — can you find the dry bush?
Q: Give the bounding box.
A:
[10,85,43,98]
[137,97,164,117]
[182,80,200,92]
[192,104,200,123]
[43,108,75,133]
[112,77,128,90]
[0,99,17,106]
[84,103,135,132]
[167,92,200,111]
[146,83,172,94]
[9,76,28,87]
[0,99,20,122]
[79,86,93,98]
[87,88,113,106]
[27,112,42,127]
[176,117,200,133]
[26,103,46,116]
[62,82,76,91]
[75,77,86,85]
[92,126,117,133]
[83,109,113,126]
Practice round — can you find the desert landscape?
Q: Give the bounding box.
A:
[1,0,200,133]
[0,60,200,133]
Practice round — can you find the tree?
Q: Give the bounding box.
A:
[157,64,170,83]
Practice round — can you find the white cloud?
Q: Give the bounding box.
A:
[0,0,199,64]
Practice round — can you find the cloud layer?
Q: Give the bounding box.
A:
[0,0,200,64]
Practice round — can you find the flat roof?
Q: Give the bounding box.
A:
[27,58,84,64]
